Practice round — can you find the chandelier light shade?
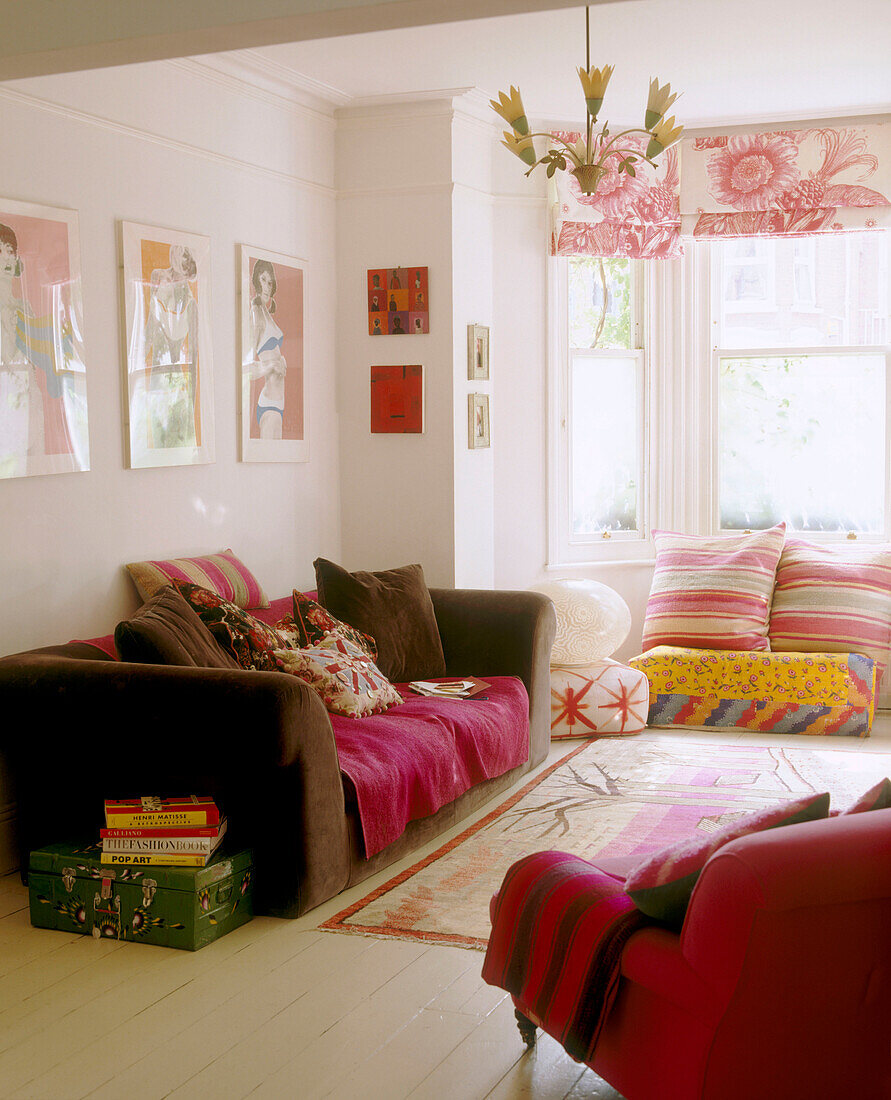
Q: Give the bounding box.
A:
[491,6,684,196]
[531,579,632,667]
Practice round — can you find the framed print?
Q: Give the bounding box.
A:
[0,197,89,480]
[370,365,424,433]
[468,392,490,448]
[467,323,489,380]
[239,245,307,463]
[368,266,428,335]
[121,220,214,469]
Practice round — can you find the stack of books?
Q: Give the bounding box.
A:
[100,795,226,867]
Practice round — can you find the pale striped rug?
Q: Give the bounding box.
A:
[320,736,891,949]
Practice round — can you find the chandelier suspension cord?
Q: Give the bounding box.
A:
[585,7,593,165]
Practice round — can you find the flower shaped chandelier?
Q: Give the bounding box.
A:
[491,6,683,196]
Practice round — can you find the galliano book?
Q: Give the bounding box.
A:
[101,823,222,840]
[104,795,220,828]
[101,819,227,858]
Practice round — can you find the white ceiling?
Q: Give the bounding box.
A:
[236,0,891,128]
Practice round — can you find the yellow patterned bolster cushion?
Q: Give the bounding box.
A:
[628,647,876,737]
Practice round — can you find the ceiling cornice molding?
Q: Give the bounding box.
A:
[534,107,891,136]
[0,84,335,196]
[169,52,344,119]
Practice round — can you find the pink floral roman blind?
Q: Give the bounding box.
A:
[551,122,890,257]
[550,131,682,259]
[681,125,891,239]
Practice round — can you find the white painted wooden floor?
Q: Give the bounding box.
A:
[3,720,890,1100]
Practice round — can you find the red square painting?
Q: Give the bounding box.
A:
[370,365,424,433]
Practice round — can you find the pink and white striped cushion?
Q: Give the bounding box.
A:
[125,549,269,609]
[768,540,891,688]
[642,524,786,652]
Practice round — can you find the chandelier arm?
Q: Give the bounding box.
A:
[523,133,586,165]
[597,146,659,169]
[596,127,656,160]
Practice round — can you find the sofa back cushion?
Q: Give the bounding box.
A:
[768,539,891,692]
[125,548,269,609]
[641,524,786,653]
[114,585,238,668]
[313,558,446,682]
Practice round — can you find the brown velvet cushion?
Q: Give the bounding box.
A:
[313,558,446,682]
[114,585,238,668]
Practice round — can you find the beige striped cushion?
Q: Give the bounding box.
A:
[125,549,269,609]
[769,540,891,692]
[642,524,786,652]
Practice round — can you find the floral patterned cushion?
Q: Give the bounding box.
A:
[289,589,378,661]
[273,633,402,718]
[174,582,286,672]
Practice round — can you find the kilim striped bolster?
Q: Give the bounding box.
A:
[482,851,647,1064]
[125,548,269,609]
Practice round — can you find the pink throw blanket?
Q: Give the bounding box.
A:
[330,676,529,857]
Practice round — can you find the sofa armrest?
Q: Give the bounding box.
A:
[429,588,556,767]
[0,654,351,916]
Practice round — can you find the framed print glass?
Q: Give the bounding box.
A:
[468,392,491,448]
[467,323,490,380]
[0,197,89,480]
[121,221,214,468]
[239,245,307,463]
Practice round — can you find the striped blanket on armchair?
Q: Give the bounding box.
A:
[481,850,648,1064]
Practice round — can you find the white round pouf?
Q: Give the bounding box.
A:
[531,579,632,666]
[531,579,648,738]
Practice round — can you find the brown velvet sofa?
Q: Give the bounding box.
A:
[0,588,555,918]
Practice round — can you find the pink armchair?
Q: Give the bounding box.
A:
[502,810,891,1099]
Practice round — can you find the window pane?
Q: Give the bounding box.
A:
[719,355,885,533]
[570,354,639,534]
[717,232,889,348]
[568,257,633,349]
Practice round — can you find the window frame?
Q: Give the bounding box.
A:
[703,236,891,542]
[548,232,891,563]
[548,255,660,567]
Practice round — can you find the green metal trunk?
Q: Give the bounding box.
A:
[29,841,253,950]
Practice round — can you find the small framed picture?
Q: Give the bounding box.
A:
[467,324,490,380]
[468,393,490,448]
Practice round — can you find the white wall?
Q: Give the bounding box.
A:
[334,99,456,586]
[0,59,341,657]
[0,59,341,871]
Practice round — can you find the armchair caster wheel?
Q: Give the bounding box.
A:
[515,1008,537,1048]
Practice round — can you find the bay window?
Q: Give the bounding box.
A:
[551,230,891,563]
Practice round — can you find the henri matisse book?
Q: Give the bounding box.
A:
[104,795,220,828]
